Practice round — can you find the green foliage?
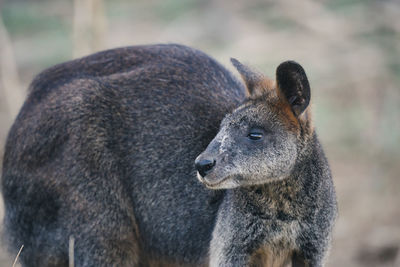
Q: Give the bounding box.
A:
[2,1,67,35]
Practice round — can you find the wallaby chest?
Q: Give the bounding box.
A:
[231,180,304,265]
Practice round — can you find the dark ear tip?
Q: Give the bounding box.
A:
[279,60,300,66]
[276,60,306,76]
[276,60,310,116]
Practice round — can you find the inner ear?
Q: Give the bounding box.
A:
[276,61,310,117]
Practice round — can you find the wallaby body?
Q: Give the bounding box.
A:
[195,59,337,267]
[2,44,336,267]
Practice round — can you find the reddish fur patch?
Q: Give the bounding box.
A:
[247,76,276,99]
[250,77,300,133]
[250,245,292,267]
[274,89,301,131]
[260,78,276,93]
[244,75,313,138]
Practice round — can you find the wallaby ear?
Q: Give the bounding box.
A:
[276,61,310,117]
[231,58,264,97]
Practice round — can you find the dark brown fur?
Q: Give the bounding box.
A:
[2,44,245,266]
[196,59,337,266]
[2,44,336,267]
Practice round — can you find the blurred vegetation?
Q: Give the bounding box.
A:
[0,0,399,266]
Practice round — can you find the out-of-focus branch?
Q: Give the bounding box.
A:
[73,0,107,58]
[92,0,107,53]
[0,14,24,119]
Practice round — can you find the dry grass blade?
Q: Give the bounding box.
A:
[69,236,74,267]
[12,245,24,267]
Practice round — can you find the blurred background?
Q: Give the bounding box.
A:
[0,0,399,266]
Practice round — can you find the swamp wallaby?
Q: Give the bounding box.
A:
[1,44,336,267]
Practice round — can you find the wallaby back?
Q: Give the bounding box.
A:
[2,44,245,266]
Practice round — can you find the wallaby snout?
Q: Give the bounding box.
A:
[195,148,234,188]
[194,157,216,177]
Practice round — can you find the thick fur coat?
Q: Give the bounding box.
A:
[2,44,336,267]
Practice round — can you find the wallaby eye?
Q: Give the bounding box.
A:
[248,132,263,141]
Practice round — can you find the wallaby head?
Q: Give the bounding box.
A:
[195,59,314,189]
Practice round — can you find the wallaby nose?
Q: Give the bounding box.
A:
[195,158,216,177]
